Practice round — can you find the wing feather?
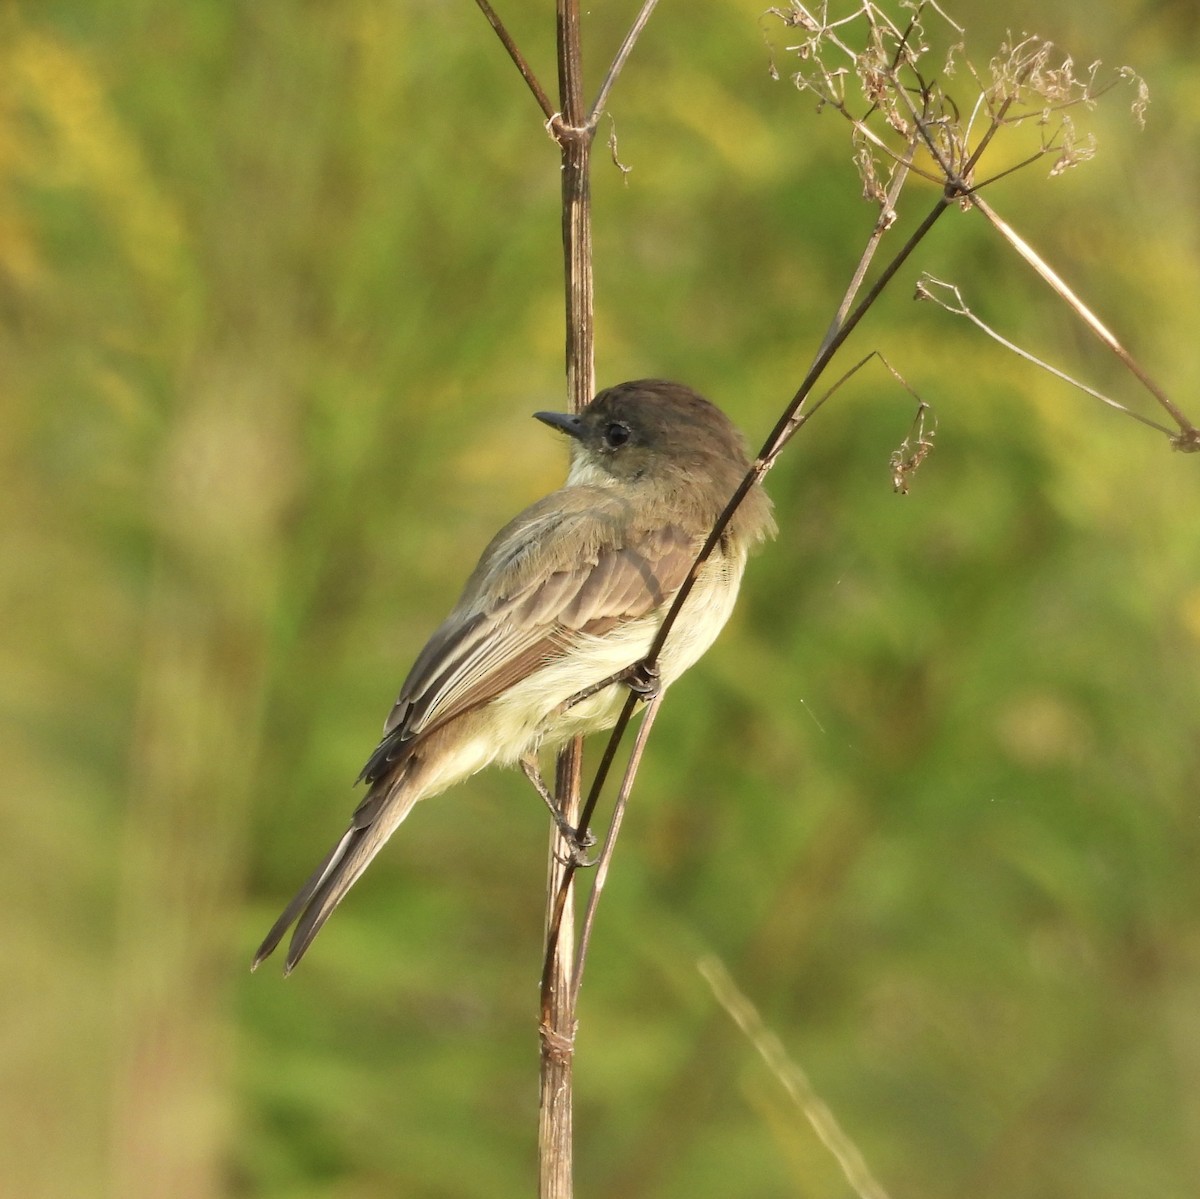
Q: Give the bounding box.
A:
[358,492,698,783]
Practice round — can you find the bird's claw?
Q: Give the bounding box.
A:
[553,830,599,868]
[547,811,597,865]
[624,659,661,701]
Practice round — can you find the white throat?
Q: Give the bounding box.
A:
[564,454,618,488]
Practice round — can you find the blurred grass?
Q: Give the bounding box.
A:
[1,1,1198,1197]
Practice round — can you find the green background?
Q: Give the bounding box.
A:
[3,1,1199,1196]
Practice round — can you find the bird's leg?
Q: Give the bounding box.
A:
[557,658,662,714]
[519,753,597,861]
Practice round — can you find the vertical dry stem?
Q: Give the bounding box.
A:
[539,3,593,1196]
[539,740,582,1199]
[560,127,595,412]
[473,4,658,1191]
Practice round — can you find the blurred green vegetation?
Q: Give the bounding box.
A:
[2,1,1198,1196]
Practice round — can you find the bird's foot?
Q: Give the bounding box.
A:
[551,822,599,868]
[622,659,661,702]
[520,753,598,864]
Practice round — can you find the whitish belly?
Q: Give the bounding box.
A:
[410,549,747,800]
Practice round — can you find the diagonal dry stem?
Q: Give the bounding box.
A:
[968,196,1198,449]
[570,694,663,1004]
[916,276,1181,439]
[473,0,556,119]
[700,955,894,1199]
[588,0,660,127]
[818,131,917,357]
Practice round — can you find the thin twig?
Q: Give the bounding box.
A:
[817,134,916,358]
[574,690,642,845]
[967,145,1065,191]
[642,189,955,670]
[473,0,556,120]
[587,0,661,127]
[915,276,1179,438]
[969,195,1198,447]
[541,686,643,978]
[814,6,927,358]
[775,351,895,461]
[700,956,893,1199]
[571,694,663,1005]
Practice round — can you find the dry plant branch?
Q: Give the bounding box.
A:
[817,112,916,358]
[571,693,663,1004]
[541,6,590,1194]
[967,197,1199,450]
[916,275,1182,441]
[588,0,661,128]
[700,955,893,1199]
[474,3,660,1195]
[472,0,556,120]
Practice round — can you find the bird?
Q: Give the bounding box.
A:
[253,379,775,973]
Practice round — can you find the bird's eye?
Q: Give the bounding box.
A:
[604,422,631,448]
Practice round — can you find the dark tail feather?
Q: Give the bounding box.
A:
[252,762,420,974]
[281,811,407,973]
[251,831,355,971]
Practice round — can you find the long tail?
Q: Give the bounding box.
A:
[252,758,420,975]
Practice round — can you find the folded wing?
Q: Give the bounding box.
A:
[359,491,698,784]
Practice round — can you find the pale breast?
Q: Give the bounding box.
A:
[490,544,747,756]
[408,544,749,797]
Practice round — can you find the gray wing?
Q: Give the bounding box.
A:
[357,490,697,784]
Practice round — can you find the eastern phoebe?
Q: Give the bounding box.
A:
[253,379,774,973]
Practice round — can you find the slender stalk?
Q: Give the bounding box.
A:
[540,3,592,1195]
[699,956,893,1199]
[572,689,641,850]
[970,195,1198,445]
[538,739,582,1199]
[587,0,660,127]
[817,136,916,359]
[473,0,556,119]
[917,276,1179,439]
[539,685,640,994]
[646,190,955,668]
[572,695,663,1003]
[815,8,923,357]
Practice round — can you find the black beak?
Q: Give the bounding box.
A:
[534,410,586,440]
